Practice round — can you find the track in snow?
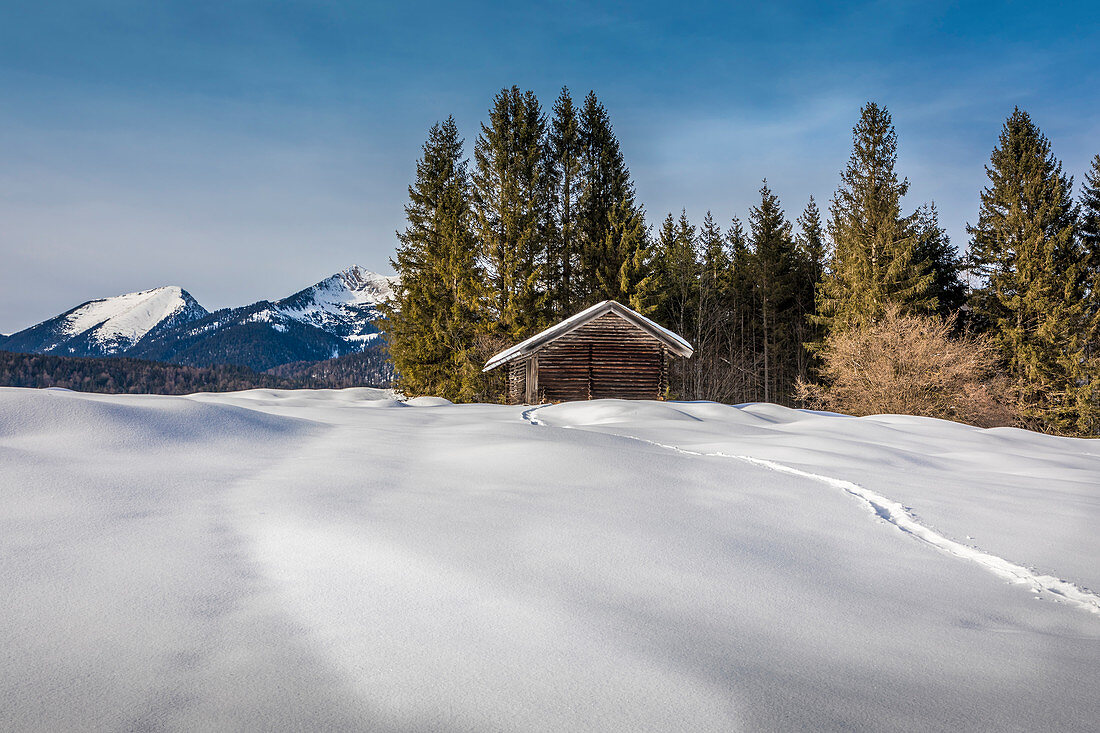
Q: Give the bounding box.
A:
[524,405,1100,618]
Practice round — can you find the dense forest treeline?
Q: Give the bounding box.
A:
[383,86,1100,435]
[0,350,389,394]
[267,346,395,388]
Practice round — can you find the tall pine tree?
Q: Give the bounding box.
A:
[651,211,699,397]
[796,196,826,286]
[384,117,485,401]
[597,196,652,309]
[749,182,801,403]
[472,86,552,340]
[793,197,826,376]
[577,91,638,305]
[1082,155,1100,271]
[914,202,967,319]
[967,107,1094,432]
[546,87,582,317]
[817,103,933,332]
[724,216,761,401]
[1079,154,1100,431]
[692,211,732,399]
[1080,154,1100,342]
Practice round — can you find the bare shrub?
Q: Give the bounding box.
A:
[472,332,513,402]
[796,306,1017,427]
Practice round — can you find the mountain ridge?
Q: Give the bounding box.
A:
[1,286,209,358]
[2,265,398,374]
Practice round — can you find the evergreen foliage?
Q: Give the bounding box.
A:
[796,196,826,286]
[384,117,486,401]
[0,350,312,394]
[377,89,1097,432]
[817,103,933,332]
[967,108,1095,432]
[748,182,804,403]
[653,212,699,397]
[1080,154,1100,351]
[794,197,826,364]
[546,87,583,318]
[473,87,552,340]
[658,212,700,344]
[597,196,652,310]
[267,345,395,388]
[1082,155,1100,269]
[914,203,967,319]
[690,211,733,398]
[697,211,730,348]
[577,92,638,305]
[723,217,763,400]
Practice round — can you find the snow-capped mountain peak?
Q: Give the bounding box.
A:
[4,265,398,370]
[273,266,398,343]
[61,286,195,343]
[332,264,398,305]
[4,285,209,357]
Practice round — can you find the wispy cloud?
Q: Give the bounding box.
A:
[1,0,1098,331]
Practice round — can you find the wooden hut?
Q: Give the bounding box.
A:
[483,300,694,404]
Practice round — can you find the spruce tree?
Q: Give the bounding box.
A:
[577,91,637,305]
[817,103,933,332]
[794,197,827,373]
[914,202,967,319]
[699,211,730,287]
[546,87,582,317]
[1080,154,1100,333]
[472,86,552,340]
[693,211,731,398]
[1082,155,1100,271]
[795,196,826,285]
[665,210,700,340]
[642,213,678,319]
[749,182,800,403]
[725,217,761,402]
[598,197,652,310]
[967,107,1093,432]
[652,211,699,397]
[384,117,485,401]
[1079,154,1100,431]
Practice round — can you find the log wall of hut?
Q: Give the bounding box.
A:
[506,313,670,404]
[507,360,526,404]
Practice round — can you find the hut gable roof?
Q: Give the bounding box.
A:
[483,300,694,372]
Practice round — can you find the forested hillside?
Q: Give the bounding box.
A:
[0,350,311,394]
[265,344,394,388]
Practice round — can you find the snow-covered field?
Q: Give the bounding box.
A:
[1,387,1098,731]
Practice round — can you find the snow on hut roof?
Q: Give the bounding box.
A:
[483,300,694,372]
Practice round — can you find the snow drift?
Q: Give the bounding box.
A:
[1,388,1097,731]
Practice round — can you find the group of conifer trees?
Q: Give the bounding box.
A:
[968,109,1100,434]
[382,86,648,401]
[383,87,1100,435]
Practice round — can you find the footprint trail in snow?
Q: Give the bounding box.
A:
[525,405,1100,618]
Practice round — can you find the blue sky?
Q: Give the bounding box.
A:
[1,1,1098,332]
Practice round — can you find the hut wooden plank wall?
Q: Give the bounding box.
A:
[485,301,693,404]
